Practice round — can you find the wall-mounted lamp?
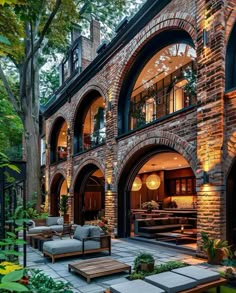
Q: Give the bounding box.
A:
[203,29,208,48]
[108,101,112,112]
[203,171,209,184]
[107,183,112,195]
[67,128,71,135]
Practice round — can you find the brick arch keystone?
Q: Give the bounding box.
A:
[115,131,197,185]
[72,157,105,188]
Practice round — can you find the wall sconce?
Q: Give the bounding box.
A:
[108,101,112,112]
[107,183,112,195]
[203,29,208,48]
[67,128,70,135]
[203,171,209,184]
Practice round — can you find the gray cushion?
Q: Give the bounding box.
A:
[111,280,165,293]
[172,266,220,285]
[145,271,197,293]
[43,239,100,255]
[49,225,63,232]
[74,225,90,240]
[28,226,50,234]
[89,226,102,238]
[46,217,61,226]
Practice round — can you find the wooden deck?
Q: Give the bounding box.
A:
[68,257,131,283]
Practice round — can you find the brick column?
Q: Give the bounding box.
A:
[196,0,226,254]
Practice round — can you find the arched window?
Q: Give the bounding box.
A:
[50,118,68,164]
[226,22,236,91]
[74,92,105,153]
[129,43,196,131]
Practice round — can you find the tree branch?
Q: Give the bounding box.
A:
[0,62,21,115]
[24,0,62,71]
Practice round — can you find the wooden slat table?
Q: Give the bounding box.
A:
[68,257,131,283]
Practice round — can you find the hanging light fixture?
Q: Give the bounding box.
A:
[131,176,142,191]
[146,164,161,190]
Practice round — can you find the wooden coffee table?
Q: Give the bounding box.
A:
[68,257,131,283]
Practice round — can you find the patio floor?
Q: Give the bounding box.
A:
[19,238,214,293]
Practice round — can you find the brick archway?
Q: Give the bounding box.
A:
[115,131,197,186]
[72,157,105,225]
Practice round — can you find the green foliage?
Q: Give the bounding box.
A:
[201,231,230,258]
[0,152,20,172]
[28,270,73,292]
[183,67,197,97]
[134,252,155,272]
[130,260,187,279]
[59,195,69,215]
[0,229,26,262]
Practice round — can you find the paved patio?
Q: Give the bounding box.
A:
[20,238,210,293]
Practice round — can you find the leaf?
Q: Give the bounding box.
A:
[0,35,10,45]
[4,250,23,256]
[15,239,27,245]
[2,269,23,282]
[0,281,29,292]
[6,231,17,238]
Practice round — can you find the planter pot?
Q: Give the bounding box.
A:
[207,248,226,265]
[140,262,154,272]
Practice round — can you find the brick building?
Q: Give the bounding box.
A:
[41,0,236,253]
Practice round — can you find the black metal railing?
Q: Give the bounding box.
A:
[81,128,105,151]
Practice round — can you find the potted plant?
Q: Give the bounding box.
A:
[201,231,230,265]
[142,200,159,213]
[59,195,69,223]
[134,252,155,272]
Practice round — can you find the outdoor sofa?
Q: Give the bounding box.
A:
[43,225,111,263]
[27,216,64,235]
[134,217,193,238]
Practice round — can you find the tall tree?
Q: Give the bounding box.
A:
[0,0,145,205]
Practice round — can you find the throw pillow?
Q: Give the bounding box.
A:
[57,217,64,225]
[90,226,102,238]
[74,225,90,240]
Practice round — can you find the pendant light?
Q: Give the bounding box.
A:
[131,176,142,191]
[146,164,161,190]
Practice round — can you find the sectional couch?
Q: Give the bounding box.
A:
[134,217,193,238]
[27,216,64,234]
[43,225,111,263]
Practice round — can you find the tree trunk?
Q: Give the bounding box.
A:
[23,112,41,207]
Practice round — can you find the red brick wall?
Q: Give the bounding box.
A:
[44,0,236,246]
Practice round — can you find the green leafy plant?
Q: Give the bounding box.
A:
[59,195,69,216]
[27,270,73,292]
[0,269,29,292]
[0,230,26,263]
[134,252,155,272]
[201,232,230,264]
[142,200,159,212]
[130,260,187,280]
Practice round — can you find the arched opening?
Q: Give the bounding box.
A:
[73,164,105,224]
[74,90,105,154]
[118,146,197,249]
[50,173,68,216]
[226,22,236,91]
[50,118,68,164]
[118,30,196,135]
[226,160,236,246]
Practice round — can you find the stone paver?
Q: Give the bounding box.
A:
[20,238,206,293]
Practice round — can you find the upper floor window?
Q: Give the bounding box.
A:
[129,43,196,131]
[226,22,236,91]
[74,91,106,154]
[50,118,68,164]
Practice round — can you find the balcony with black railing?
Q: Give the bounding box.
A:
[80,128,106,152]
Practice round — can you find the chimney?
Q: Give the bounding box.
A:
[90,19,101,59]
